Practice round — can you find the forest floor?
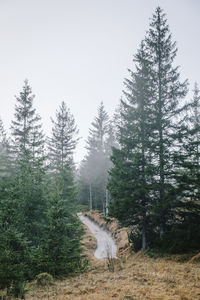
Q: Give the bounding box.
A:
[25,212,200,300]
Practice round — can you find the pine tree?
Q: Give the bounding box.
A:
[48,101,79,172]
[11,80,44,163]
[39,183,85,277]
[108,7,188,249]
[104,122,118,214]
[48,101,79,212]
[108,41,155,249]
[78,102,112,213]
[145,7,188,236]
[170,83,200,251]
[43,102,86,275]
[10,80,46,245]
[87,102,109,151]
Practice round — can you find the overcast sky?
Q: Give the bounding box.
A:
[0,0,199,163]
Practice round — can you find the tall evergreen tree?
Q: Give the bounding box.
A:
[145,7,188,236]
[78,103,114,214]
[87,102,109,151]
[108,7,188,249]
[48,101,79,172]
[104,122,118,214]
[171,83,200,251]
[48,101,79,206]
[41,102,86,276]
[108,41,155,249]
[0,81,45,295]
[10,80,46,245]
[11,80,44,163]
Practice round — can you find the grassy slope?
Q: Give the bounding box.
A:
[26,216,200,300]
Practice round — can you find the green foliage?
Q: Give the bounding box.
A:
[8,80,47,246]
[0,227,33,296]
[108,41,156,249]
[171,83,200,250]
[36,273,54,286]
[78,102,116,214]
[43,100,86,277]
[38,185,86,277]
[128,227,142,252]
[1,8,200,296]
[48,101,79,172]
[107,7,197,253]
[7,281,28,299]
[11,166,47,246]
[0,81,86,295]
[103,215,113,224]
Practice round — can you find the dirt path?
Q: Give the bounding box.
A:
[78,212,117,259]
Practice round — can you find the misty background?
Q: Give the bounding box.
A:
[0,0,200,163]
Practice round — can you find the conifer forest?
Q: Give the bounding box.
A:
[0,6,200,299]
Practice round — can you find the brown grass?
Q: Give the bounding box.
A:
[24,213,200,300]
[26,251,200,300]
[188,252,200,263]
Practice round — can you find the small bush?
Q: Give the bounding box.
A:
[103,216,113,224]
[128,227,142,252]
[7,281,28,299]
[36,273,53,286]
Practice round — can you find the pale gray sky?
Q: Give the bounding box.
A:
[0,0,199,163]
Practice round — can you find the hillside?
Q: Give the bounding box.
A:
[25,212,200,300]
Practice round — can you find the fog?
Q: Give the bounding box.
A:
[0,0,199,163]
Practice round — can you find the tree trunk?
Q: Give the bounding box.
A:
[105,189,109,216]
[89,183,92,210]
[142,221,147,250]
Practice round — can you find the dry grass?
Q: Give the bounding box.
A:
[26,251,200,300]
[24,218,200,300]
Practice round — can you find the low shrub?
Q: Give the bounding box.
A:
[36,273,53,286]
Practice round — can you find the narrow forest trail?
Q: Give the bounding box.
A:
[78,212,117,259]
[26,213,200,300]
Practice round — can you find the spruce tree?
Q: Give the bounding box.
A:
[108,42,155,249]
[145,7,188,236]
[48,101,79,172]
[78,102,112,213]
[87,102,109,151]
[11,80,44,162]
[104,122,118,214]
[171,83,200,251]
[108,7,188,249]
[43,102,85,275]
[48,101,79,207]
[10,80,46,245]
[39,183,85,277]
